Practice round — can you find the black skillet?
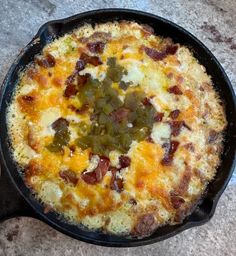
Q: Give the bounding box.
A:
[0,9,235,247]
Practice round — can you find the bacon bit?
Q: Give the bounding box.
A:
[143,43,178,61]
[65,73,76,86]
[80,52,102,66]
[110,108,130,123]
[81,156,110,185]
[167,85,183,95]
[51,118,69,131]
[133,214,156,236]
[143,46,167,61]
[129,198,137,205]
[77,73,90,87]
[161,140,179,166]
[169,121,185,136]
[119,155,131,168]
[59,170,78,186]
[154,112,164,122]
[183,142,195,152]
[165,45,178,55]
[75,59,86,71]
[52,77,63,87]
[208,129,218,143]
[36,53,56,68]
[87,41,105,54]
[142,97,152,106]
[110,168,124,193]
[64,84,78,98]
[170,193,185,209]
[169,109,180,119]
[176,168,191,195]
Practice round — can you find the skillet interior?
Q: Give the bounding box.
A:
[0,9,235,247]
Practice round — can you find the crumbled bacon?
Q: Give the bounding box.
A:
[167,85,183,95]
[169,109,180,119]
[170,193,185,209]
[161,140,179,166]
[59,170,78,186]
[143,43,178,61]
[133,214,156,236]
[165,45,178,55]
[110,169,124,193]
[87,41,105,54]
[81,156,110,185]
[142,97,152,106]
[80,52,102,66]
[175,166,192,195]
[36,53,56,68]
[110,108,130,123]
[75,59,86,71]
[169,121,185,136]
[143,46,167,61]
[65,73,76,87]
[64,83,78,98]
[154,112,164,122]
[77,73,90,87]
[119,155,131,168]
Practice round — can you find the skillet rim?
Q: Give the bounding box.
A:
[0,8,235,247]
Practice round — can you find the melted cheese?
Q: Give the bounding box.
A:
[7,21,226,237]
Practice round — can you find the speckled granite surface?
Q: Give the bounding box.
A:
[0,0,235,255]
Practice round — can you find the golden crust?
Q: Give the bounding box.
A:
[7,21,226,237]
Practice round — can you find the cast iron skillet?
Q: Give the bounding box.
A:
[0,9,235,247]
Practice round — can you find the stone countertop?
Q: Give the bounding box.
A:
[0,0,235,255]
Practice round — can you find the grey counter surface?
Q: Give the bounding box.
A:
[0,0,235,255]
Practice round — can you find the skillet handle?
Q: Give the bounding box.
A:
[0,164,36,222]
